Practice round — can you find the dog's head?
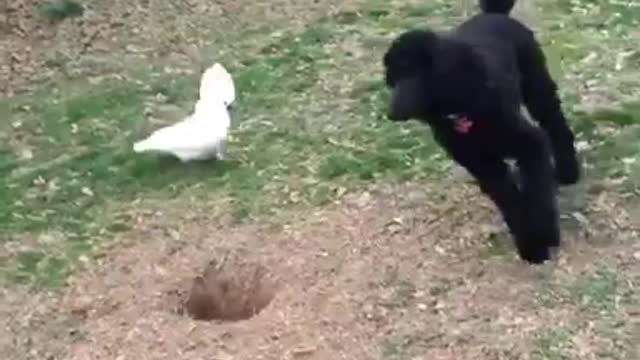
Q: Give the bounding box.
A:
[382,29,484,122]
[383,29,439,122]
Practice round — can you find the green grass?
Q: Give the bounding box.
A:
[570,266,634,315]
[572,104,640,191]
[39,0,84,23]
[537,0,640,195]
[2,0,640,291]
[532,327,575,360]
[0,10,447,286]
[531,264,636,359]
[537,264,635,311]
[381,335,415,359]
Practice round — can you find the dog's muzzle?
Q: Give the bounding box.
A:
[387,77,422,122]
[387,87,410,121]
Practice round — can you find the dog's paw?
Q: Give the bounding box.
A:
[512,230,553,264]
[517,244,552,264]
[513,217,560,264]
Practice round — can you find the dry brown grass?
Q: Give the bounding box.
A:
[1,0,362,96]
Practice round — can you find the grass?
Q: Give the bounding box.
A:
[532,264,637,359]
[381,335,416,359]
[0,0,638,334]
[1,0,639,288]
[1,0,639,358]
[40,0,84,23]
[0,5,457,286]
[532,327,575,360]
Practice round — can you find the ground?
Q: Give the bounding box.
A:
[1,0,639,359]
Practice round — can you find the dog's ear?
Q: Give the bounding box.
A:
[409,29,439,66]
[383,29,440,89]
[384,29,439,68]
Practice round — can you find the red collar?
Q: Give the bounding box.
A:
[447,114,474,134]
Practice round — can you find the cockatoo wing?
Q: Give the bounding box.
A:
[132,118,192,153]
[133,108,230,160]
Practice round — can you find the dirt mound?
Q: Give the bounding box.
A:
[183,257,277,321]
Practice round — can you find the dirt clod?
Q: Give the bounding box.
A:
[183,257,277,321]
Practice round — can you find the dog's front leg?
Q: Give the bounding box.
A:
[449,152,524,248]
[510,121,560,264]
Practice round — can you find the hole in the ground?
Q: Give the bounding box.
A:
[179,256,277,321]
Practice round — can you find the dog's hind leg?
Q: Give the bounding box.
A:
[519,43,580,185]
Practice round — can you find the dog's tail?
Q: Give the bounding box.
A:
[479,0,516,14]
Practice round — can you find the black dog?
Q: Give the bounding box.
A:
[382,0,580,264]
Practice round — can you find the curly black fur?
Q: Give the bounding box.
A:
[480,0,516,13]
[382,0,580,264]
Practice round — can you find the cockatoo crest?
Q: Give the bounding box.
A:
[199,63,235,107]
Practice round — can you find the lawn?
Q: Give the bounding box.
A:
[1,0,639,359]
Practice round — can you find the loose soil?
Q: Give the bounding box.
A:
[182,256,277,321]
[4,181,638,359]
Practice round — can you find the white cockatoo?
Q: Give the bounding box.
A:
[133,62,235,161]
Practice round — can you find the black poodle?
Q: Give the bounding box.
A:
[382,0,580,264]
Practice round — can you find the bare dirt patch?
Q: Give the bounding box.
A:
[1,0,359,96]
[3,180,636,360]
